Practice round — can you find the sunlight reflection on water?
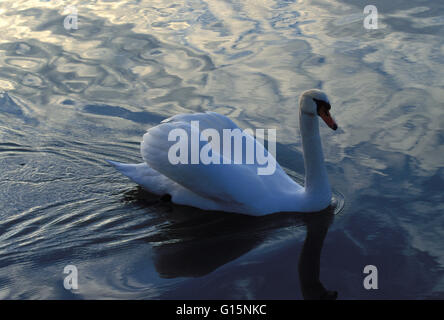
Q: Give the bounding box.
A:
[0,0,443,299]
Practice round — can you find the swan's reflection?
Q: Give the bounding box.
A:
[299,211,337,300]
[124,187,337,299]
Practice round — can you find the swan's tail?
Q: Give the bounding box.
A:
[106,160,172,195]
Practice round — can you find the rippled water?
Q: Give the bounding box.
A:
[0,0,443,299]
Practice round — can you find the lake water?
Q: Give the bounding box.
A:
[0,0,443,299]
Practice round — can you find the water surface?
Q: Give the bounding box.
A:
[0,0,443,299]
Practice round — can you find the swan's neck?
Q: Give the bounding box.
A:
[299,101,331,201]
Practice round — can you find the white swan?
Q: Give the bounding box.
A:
[108,89,338,216]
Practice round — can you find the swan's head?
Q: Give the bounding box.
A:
[299,89,338,131]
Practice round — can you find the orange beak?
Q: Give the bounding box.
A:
[319,109,338,130]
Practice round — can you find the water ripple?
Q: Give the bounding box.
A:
[0,0,442,299]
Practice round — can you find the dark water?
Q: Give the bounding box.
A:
[0,0,443,299]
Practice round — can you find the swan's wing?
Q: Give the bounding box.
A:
[141,112,299,213]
